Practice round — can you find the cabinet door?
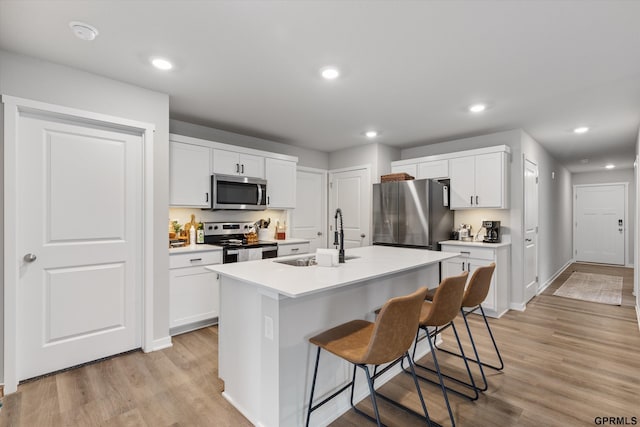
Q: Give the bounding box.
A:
[417,160,449,179]
[467,258,497,312]
[449,156,475,209]
[442,258,467,279]
[169,266,219,330]
[170,142,211,207]
[265,158,296,208]
[212,148,241,175]
[391,163,417,178]
[240,153,265,178]
[474,152,504,208]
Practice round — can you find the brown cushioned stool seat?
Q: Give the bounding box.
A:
[305,287,434,427]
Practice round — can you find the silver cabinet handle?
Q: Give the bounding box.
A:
[460,251,470,255]
[476,195,479,205]
[470,196,473,205]
[205,193,209,202]
[236,163,240,173]
[467,262,471,272]
[189,258,202,262]
[461,261,465,270]
[23,253,37,262]
[241,164,245,174]
[291,248,300,252]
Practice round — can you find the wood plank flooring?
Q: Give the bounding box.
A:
[1,262,638,426]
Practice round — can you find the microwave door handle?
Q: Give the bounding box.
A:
[257,184,263,205]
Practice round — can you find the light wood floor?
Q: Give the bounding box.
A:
[1,263,638,426]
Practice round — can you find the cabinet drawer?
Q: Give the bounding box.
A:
[169,250,222,269]
[441,245,495,261]
[278,243,310,256]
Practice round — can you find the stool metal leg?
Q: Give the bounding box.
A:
[305,347,321,427]
[427,330,456,427]
[479,305,504,370]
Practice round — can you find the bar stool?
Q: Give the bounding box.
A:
[407,271,472,427]
[305,287,431,427]
[427,263,503,392]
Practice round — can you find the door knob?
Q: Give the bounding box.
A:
[360,233,366,238]
[23,253,37,263]
[317,231,322,236]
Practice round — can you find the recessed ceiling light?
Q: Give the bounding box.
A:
[605,164,615,169]
[151,58,173,71]
[69,21,99,41]
[574,126,589,134]
[320,66,340,80]
[468,104,486,113]
[365,130,378,138]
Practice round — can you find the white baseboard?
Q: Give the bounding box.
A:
[537,259,573,295]
[509,302,526,311]
[145,336,172,352]
[636,305,640,333]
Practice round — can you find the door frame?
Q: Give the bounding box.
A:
[523,155,539,300]
[2,95,156,393]
[290,166,328,248]
[572,182,628,266]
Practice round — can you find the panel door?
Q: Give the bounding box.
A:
[17,112,142,380]
[239,153,265,178]
[169,141,211,207]
[213,148,241,175]
[265,158,296,208]
[329,167,371,248]
[475,152,504,208]
[523,158,539,301]
[449,156,475,208]
[290,168,327,251]
[575,185,625,265]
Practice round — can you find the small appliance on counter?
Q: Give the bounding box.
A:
[482,220,501,243]
[458,224,472,241]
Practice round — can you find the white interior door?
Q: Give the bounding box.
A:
[290,167,327,251]
[524,158,539,302]
[328,167,371,248]
[17,111,143,380]
[575,184,626,265]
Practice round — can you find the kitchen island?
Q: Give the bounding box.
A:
[206,245,459,427]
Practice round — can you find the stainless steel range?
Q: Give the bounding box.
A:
[203,222,278,263]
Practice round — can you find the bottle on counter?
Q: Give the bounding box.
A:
[189,226,196,247]
[196,222,205,244]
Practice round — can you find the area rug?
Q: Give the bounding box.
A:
[553,271,622,305]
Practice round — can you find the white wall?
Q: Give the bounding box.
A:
[170,119,329,170]
[0,49,171,381]
[572,168,635,266]
[328,143,400,181]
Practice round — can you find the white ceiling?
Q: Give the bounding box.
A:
[1,1,639,173]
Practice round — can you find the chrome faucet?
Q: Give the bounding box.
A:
[333,208,345,263]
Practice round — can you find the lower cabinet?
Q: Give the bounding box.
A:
[169,250,222,335]
[278,242,310,256]
[440,243,510,318]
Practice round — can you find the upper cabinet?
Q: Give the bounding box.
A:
[212,148,264,178]
[391,145,509,210]
[265,158,296,209]
[169,134,298,209]
[169,141,211,207]
[450,152,507,209]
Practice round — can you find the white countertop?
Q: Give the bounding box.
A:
[169,244,223,255]
[439,240,512,248]
[206,245,459,298]
[272,238,310,245]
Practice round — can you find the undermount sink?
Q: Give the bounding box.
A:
[274,255,359,267]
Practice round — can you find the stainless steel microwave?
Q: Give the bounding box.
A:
[210,174,267,210]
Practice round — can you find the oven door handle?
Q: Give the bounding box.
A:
[226,249,239,255]
[261,245,278,252]
[257,184,263,206]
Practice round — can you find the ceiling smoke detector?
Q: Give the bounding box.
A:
[69,21,99,41]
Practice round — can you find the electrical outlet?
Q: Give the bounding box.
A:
[264,315,274,340]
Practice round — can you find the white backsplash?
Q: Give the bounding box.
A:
[169,208,289,238]
[453,209,510,241]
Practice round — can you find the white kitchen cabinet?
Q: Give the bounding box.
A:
[169,141,211,207]
[169,248,223,335]
[265,158,296,209]
[417,160,449,179]
[390,163,417,178]
[450,152,507,209]
[440,242,510,318]
[213,148,264,178]
[278,241,310,256]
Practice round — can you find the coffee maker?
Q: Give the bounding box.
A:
[482,220,501,243]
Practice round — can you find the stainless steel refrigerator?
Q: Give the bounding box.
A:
[373,179,453,250]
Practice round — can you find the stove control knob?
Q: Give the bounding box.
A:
[212,225,218,230]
